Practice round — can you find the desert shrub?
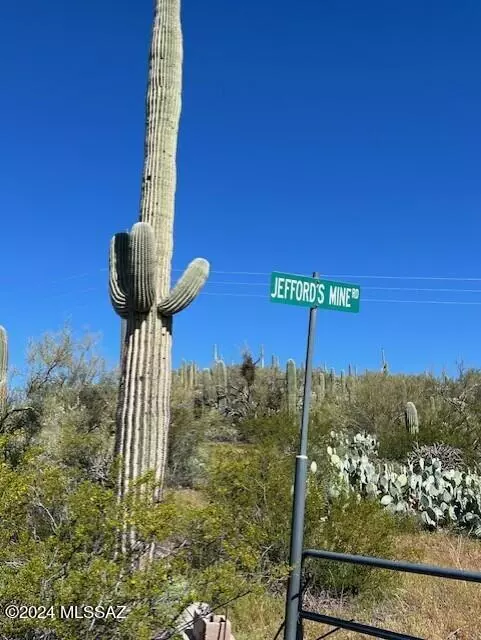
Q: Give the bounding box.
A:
[236,412,297,448]
[407,442,465,470]
[0,431,222,640]
[196,432,406,603]
[304,494,407,601]
[2,327,117,478]
[377,422,413,461]
[200,408,238,442]
[167,405,208,488]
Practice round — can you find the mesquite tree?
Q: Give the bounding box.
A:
[109,0,209,513]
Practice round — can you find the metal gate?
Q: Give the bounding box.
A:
[297,547,481,639]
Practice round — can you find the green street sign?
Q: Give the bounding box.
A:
[270,271,360,312]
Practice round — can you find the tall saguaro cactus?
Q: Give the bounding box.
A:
[0,326,7,415]
[109,0,209,513]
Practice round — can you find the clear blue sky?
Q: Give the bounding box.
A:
[1,0,480,378]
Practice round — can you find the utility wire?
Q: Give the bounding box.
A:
[200,292,481,305]
[201,281,481,293]
[7,266,481,285]
[8,267,481,307]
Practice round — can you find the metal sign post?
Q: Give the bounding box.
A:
[269,269,360,640]
[283,271,318,640]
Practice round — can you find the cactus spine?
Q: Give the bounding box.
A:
[108,0,210,530]
[286,359,297,414]
[405,401,419,436]
[0,326,7,415]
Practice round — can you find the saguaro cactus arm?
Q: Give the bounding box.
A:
[129,222,157,312]
[109,233,129,318]
[109,223,159,316]
[158,258,209,315]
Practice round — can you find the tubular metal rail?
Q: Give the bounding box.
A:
[299,548,481,639]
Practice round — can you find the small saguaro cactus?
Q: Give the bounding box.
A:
[271,354,280,371]
[214,359,227,388]
[286,359,297,415]
[381,348,389,375]
[312,371,325,406]
[186,362,196,389]
[339,369,346,396]
[213,359,228,411]
[328,368,336,394]
[405,401,419,436]
[346,373,355,403]
[202,368,215,404]
[0,326,7,415]
[259,344,265,368]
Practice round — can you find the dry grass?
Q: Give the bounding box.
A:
[228,531,481,640]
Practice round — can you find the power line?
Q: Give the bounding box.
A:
[200,292,481,305]
[205,281,481,293]
[51,266,481,282]
[177,270,481,282]
[8,266,481,287]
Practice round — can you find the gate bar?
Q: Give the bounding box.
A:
[300,610,423,640]
[303,549,481,583]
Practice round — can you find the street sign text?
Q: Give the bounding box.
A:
[270,272,360,312]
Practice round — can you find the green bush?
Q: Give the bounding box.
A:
[167,405,207,488]
[195,432,407,603]
[236,412,298,449]
[305,494,404,600]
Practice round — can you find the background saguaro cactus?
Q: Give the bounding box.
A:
[286,359,297,415]
[109,0,209,525]
[405,401,419,436]
[381,348,389,375]
[0,326,7,415]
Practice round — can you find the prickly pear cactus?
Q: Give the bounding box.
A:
[0,326,7,415]
[327,430,481,537]
[405,401,419,436]
[108,0,210,545]
[286,359,297,415]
